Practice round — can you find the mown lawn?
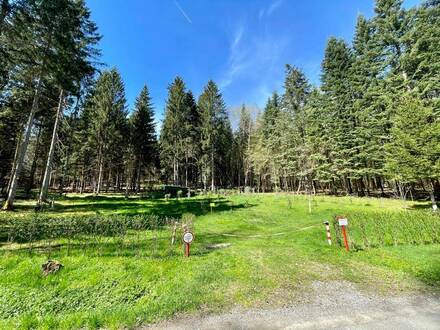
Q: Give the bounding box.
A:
[0,193,439,329]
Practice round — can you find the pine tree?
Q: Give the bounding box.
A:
[87,68,127,195]
[280,65,311,190]
[2,0,100,209]
[160,77,187,185]
[130,85,156,192]
[181,91,200,187]
[350,15,388,195]
[198,80,232,191]
[320,37,355,194]
[38,0,100,203]
[235,105,253,187]
[386,93,439,210]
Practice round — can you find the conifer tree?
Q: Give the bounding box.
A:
[320,37,355,194]
[235,105,253,187]
[386,93,439,210]
[2,0,100,209]
[198,80,231,191]
[130,85,156,192]
[87,68,127,195]
[181,91,200,187]
[160,77,187,185]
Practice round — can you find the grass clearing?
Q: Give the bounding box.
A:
[0,193,439,329]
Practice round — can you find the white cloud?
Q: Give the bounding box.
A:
[258,0,284,21]
[174,0,192,24]
[219,20,289,108]
[219,24,248,89]
[267,0,283,16]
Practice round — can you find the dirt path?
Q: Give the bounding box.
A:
[146,281,440,329]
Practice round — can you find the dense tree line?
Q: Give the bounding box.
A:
[0,0,439,211]
[246,0,440,210]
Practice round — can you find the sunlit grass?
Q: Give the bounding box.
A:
[0,193,439,329]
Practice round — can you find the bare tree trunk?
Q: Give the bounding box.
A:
[25,125,42,198]
[79,166,85,194]
[2,24,54,210]
[185,153,188,188]
[125,166,130,198]
[6,129,22,195]
[210,149,215,192]
[2,78,43,210]
[39,89,64,205]
[136,161,141,193]
[429,180,438,212]
[202,164,207,191]
[96,155,103,195]
[173,156,177,185]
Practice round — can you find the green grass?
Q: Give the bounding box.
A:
[0,193,439,329]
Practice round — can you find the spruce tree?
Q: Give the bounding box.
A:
[87,68,127,195]
[235,105,253,187]
[198,80,232,191]
[130,85,156,192]
[181,91,200,187]
[160,77,187,185]
[386,93,439,210]
[320,37,355,194]
[2,0,100,209]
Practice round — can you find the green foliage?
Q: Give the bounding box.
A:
[198,80,233,190]
[342,210,440,249]
[386,93,440,183]
[130,85,157,168]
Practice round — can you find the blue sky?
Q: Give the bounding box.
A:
[86,0,420,125]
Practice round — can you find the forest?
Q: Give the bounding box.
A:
[0,0,439,211]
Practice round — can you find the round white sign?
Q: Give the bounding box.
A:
[183,232,194,244]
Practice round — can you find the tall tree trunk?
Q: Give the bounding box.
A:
[429,180,438,212]
[173,156,177,185]
[2,77,43,210]
[79,166,85,194]
[6,129,22,195]
[38,89,64,205]
[185,153,188,188]
[59,150,70,195]
[96,153,103,195]
[136,161,141,193]
[25,125,42,198]
[2,25,53,209]
[210,149,215,191]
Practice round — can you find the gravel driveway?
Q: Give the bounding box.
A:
[146,281,440,330]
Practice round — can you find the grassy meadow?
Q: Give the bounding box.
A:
[0,193,439,329]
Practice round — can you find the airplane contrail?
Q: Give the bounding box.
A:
[174,0,192,24]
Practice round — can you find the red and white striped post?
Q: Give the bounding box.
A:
[323,221,332,245]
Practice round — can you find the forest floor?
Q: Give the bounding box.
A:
[0,193,439,329]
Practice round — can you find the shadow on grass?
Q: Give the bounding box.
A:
[1,229,243,259]
[11,196,255,219]
[408,202,435,210]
